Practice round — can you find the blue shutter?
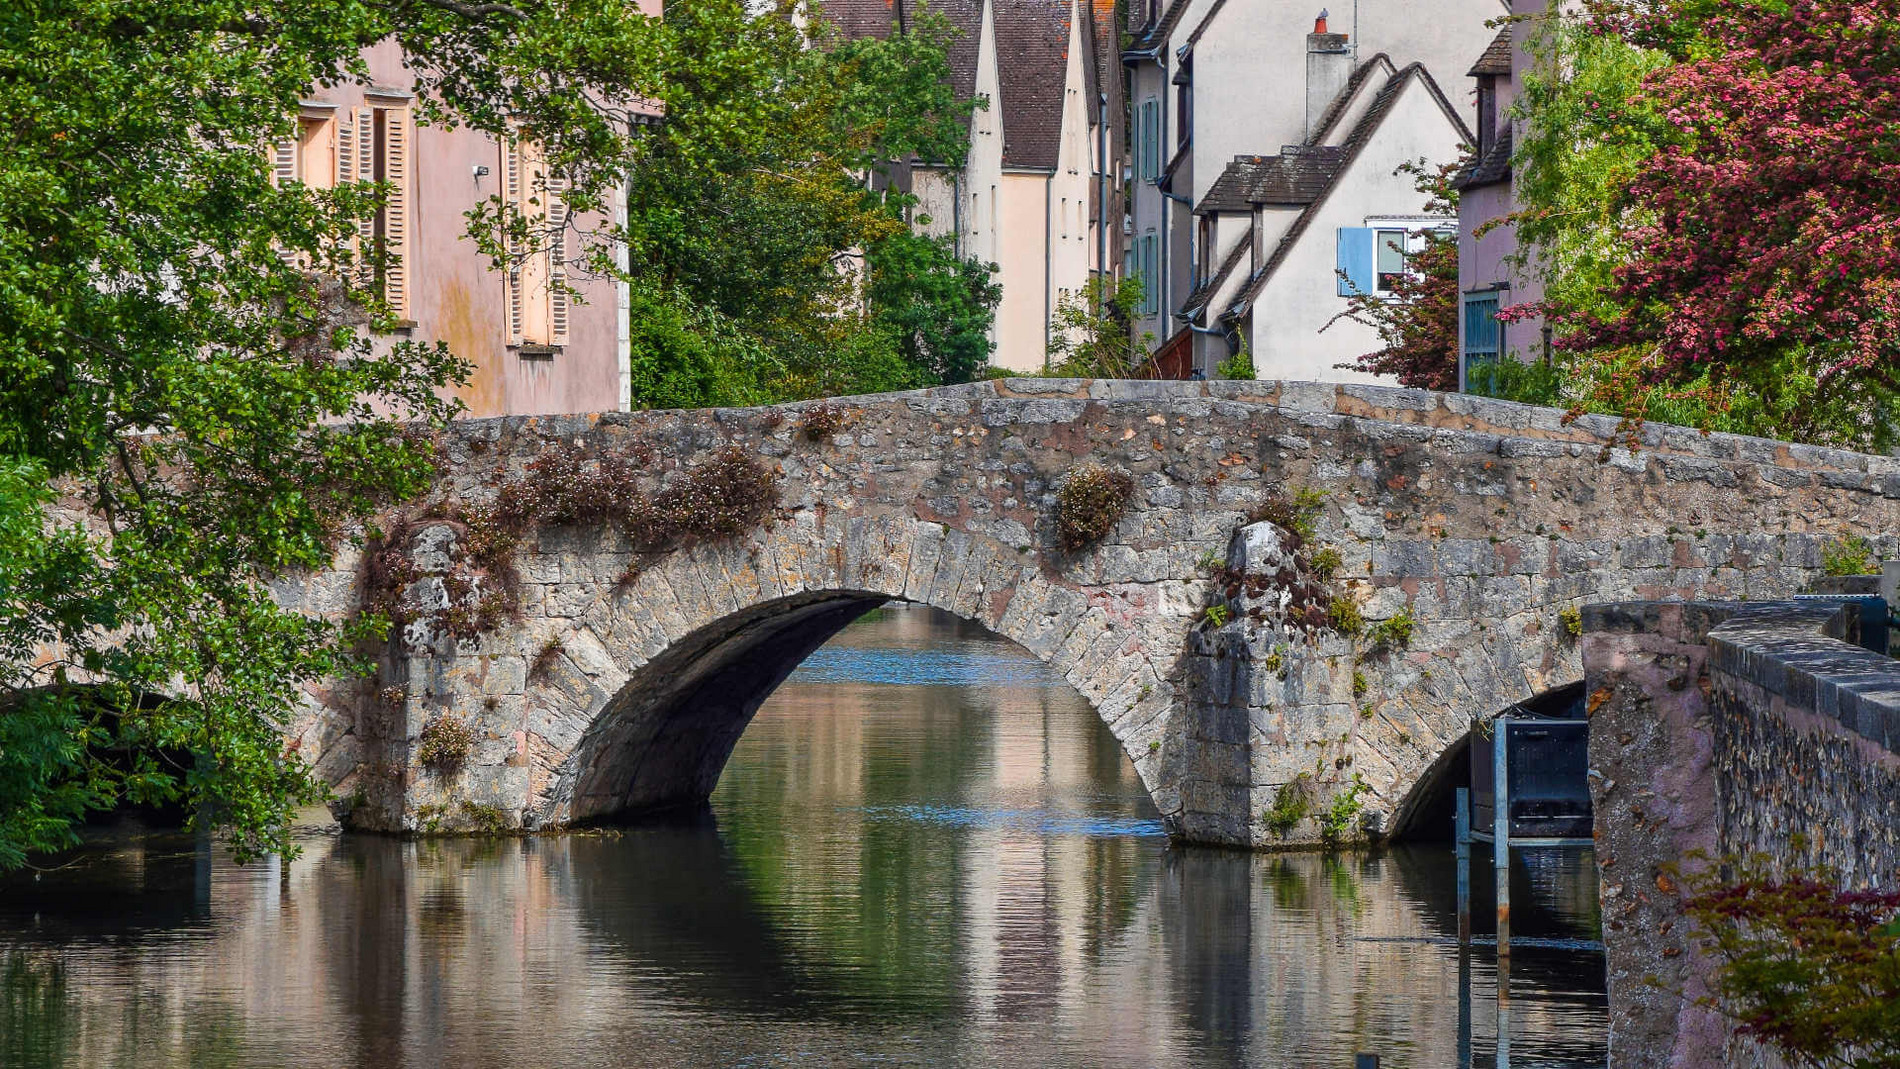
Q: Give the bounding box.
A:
[1336,228,1373,296]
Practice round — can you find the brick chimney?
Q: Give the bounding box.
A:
[1306,9,1352,140]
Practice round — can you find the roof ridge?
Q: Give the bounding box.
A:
[1223,63,1466,322]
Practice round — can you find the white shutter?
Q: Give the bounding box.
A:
[271,137,298,187]
[381,106,410,318]
[501,138,524,345]
[354,108,376,287]
[547,173,569,345]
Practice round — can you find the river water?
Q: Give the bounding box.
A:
[0,605,1606,1068]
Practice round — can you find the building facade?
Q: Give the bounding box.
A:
[1123,0,1501,379]
[833,0,1125,372]
[277,40,643,418]
[1453,0,1547,388]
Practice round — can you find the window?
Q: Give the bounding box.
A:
[1175,55,1193,149]
[1338,227,1437,296]
[272,102,408,317]
[501,137,570,347]
[1477,75,1498,155]
[1060,197,1068,239]
[1196,216,1211,285]
[1135,233,1160,317]
[1374,229,1408,292]
[1462,293,1502,391]
[1137,99,1161,181]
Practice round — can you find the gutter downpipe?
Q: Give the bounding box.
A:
[1044,174,1053,371]
[1097,92,1109,279]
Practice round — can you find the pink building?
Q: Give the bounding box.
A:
[275,42,642,418]
[1452,0,1547,389]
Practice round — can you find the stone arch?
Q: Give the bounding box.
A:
[476,512,1192,832]
[1380,680,1589,841]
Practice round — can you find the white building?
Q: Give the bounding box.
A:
[832,0,1124,373]
[1124,0,1499,378]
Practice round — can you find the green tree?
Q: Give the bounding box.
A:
[1047,275,1152,378]
[617,0,997,405]
[0,0,664,870]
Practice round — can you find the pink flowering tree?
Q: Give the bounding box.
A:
[1569,0,1900,429]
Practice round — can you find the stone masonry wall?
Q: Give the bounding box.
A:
[254,379,1900,846]
[1583,601,1900,1068]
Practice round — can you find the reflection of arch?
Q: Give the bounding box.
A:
[1384,681,1587,842]
[518,515,1185,830]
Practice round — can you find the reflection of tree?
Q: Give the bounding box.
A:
[3,951,75,1069]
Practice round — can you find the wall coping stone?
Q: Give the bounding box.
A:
[1584,600,1900,755]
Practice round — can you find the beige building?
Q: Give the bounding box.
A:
[832,0,1124,373]
[273,39,646,418]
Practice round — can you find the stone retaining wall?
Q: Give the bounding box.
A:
[1583,600,1900,1068]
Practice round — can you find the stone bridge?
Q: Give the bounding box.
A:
[275,379,1900,847]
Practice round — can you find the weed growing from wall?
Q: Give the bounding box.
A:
[1319,774,1370,845]
[1054,465,1135,551]
[364,441,780,651]
[1265,773,1315,835]
[416,713,476,773]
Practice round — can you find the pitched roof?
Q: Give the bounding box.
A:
[1123,0,1193,56]
[1468,26,1513,77]
[993,0,1074,170]
[1451,125,1512,190]
[1221,63,1471,323]
[1306,53,1397,146]
[1197,147,1347,214]
[1181,226,1252,318]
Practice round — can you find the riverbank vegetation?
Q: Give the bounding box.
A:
[0,0,994,872]
[1357,0,1900,452]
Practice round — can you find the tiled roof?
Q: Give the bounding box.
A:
[1306,53,1395,145]
[1451,126,1512,190]
[1196,147,1346,213]
[1222,63,1470,322]
[1468,26,1513,77]
[1181,226,1252,318]
[994,0,1073,171]
[1124,0,1193,55]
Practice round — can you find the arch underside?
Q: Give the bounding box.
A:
[552,592,892,824]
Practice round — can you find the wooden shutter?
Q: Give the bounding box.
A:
[354,108,376,287]
[381,106,411,318]
[501,138,524,344]
[271,138,298,187]
[1336,227,1373,296]
[547,173,569,345]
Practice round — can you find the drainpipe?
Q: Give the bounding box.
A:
[952,168,965,260]
[1097,92,1109,278]
[1043,175,1053,371]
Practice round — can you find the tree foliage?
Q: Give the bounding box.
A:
[1328,160,1462,390]
[0,0,669,870]
[619,0,998,407]
[1506,0,1900,450]
[1684,867,1900,1068]
[1047,275,1151,378]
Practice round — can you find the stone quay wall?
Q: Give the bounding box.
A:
[1583,600,1900,1068]
[249,378,1900,846]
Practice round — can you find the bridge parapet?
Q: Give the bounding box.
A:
[251,380,1899,846]
[1584,599,1900,1067]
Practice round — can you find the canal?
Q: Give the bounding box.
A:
[0,604,1606,1067]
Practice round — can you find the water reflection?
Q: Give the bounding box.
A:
[1,604,1605,1067]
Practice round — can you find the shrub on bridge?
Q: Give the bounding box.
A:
[1054,465,1136,552]
[416,714,476,774]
